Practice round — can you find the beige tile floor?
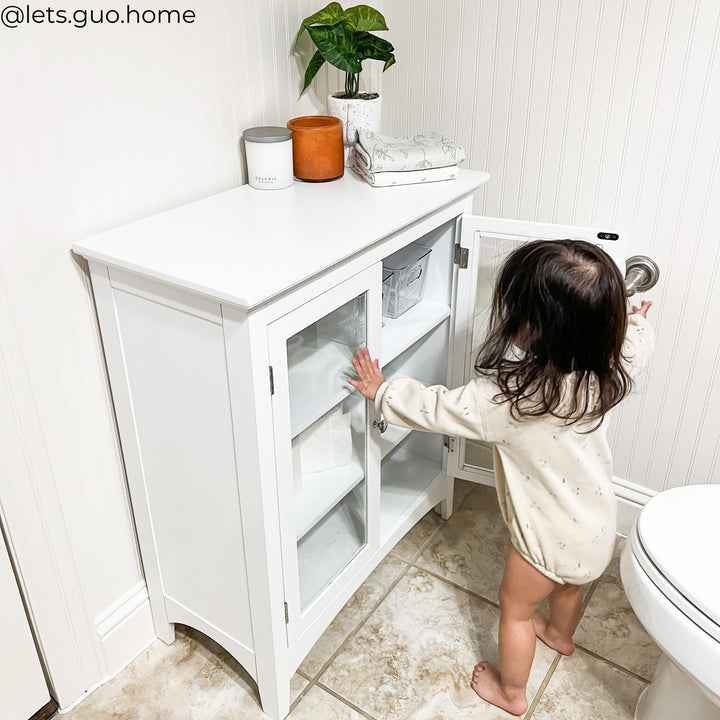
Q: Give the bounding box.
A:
[64,480,661,720]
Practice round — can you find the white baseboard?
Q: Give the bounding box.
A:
[612,475,656,536]
[95,581,155,679]
[58,582,155,713]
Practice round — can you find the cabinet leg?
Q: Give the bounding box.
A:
[148,597,175,645]
[438,475,454,520]
[257,674,291,720]
[155,621,175,646]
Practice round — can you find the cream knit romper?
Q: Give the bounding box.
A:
[374,314,655,584]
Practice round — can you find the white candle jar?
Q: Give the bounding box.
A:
[243,126,294,190]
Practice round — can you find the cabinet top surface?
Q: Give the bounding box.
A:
[73,169,489,309]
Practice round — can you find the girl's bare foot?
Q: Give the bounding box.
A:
[532,612,575,655]
[470,661,528,716]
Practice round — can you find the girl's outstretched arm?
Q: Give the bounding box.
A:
[631,300,652,318]
[348,348,386,401]
[350,348,491,440]
[622,301,655,378]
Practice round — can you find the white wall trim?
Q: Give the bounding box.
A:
[95,581,155,680]
[612,474,656,505]
[613,475,656,536]
[55,583,155,714]
[95,581,149,637]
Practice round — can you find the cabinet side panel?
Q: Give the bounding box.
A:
[112,287,253,651]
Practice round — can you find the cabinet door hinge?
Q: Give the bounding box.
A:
[269,366,275,395]
[444,436,456,453]
[284,602,289,623]
[454,244,469,269]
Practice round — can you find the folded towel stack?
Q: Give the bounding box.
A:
[351,129,465,187]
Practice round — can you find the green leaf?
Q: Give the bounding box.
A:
[296,2,344,44]
[301,50,326,94]
[382,55,396,72]
[307,24,363,74]
[356,33,395,69]
[339,5,388,32]
[356,32,393,56]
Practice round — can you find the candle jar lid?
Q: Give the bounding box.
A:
[243,126,292,143]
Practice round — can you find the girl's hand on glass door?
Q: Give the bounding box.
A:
[348,348,386,401]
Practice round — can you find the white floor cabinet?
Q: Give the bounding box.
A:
[73,170,625,719]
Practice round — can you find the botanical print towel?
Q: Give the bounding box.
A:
[351,155,458,187]
[354,129,466,172]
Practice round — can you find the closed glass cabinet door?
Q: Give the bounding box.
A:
[289,293,367,610]
[268,266,381,641]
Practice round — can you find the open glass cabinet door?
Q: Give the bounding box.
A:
[447,215,627,486]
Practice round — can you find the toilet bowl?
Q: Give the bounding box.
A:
[620,484,720,720]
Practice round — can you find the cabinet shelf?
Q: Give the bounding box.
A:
[380,424,413,459]
[289,339,354,437]
[381,299,451,366]
[297,496,365,610]
[295,456,364,540]
[380,446,444,539]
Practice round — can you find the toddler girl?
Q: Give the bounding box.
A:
[348,239,654,716]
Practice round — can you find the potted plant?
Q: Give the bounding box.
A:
[296,2,395,163]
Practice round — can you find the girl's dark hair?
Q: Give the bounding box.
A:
[474,239,631,425]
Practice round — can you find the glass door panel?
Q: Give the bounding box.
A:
[462,439,494,475]
[287,295,368,610]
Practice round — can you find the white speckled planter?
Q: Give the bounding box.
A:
[327,93,382,165]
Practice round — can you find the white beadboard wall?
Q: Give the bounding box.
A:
[0,0,379,708]
[382,0,720,492]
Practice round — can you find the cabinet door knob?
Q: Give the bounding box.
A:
[373,418,388,433]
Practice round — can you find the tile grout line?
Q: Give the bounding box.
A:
[409,561,501,610]
[581,576,602,612]
[524,652,562,719]
[313,679,382,720]
[572,645,652,684]
[403,511,446,565]
[293,668,380,720]
[386,525,442,566]
[289,674,316,714]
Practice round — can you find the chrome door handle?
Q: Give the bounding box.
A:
[625,256,660,296]
[373,418,388,433]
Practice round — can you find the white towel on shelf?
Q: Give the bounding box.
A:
[354,129,465,172]
[292,407,353,475]
[351,155,458,187]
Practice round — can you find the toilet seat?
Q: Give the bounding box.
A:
[633,485,720,644]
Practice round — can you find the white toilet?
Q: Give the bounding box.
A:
[620,484,720,720]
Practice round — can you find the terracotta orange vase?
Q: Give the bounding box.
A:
[286,116,344,182]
